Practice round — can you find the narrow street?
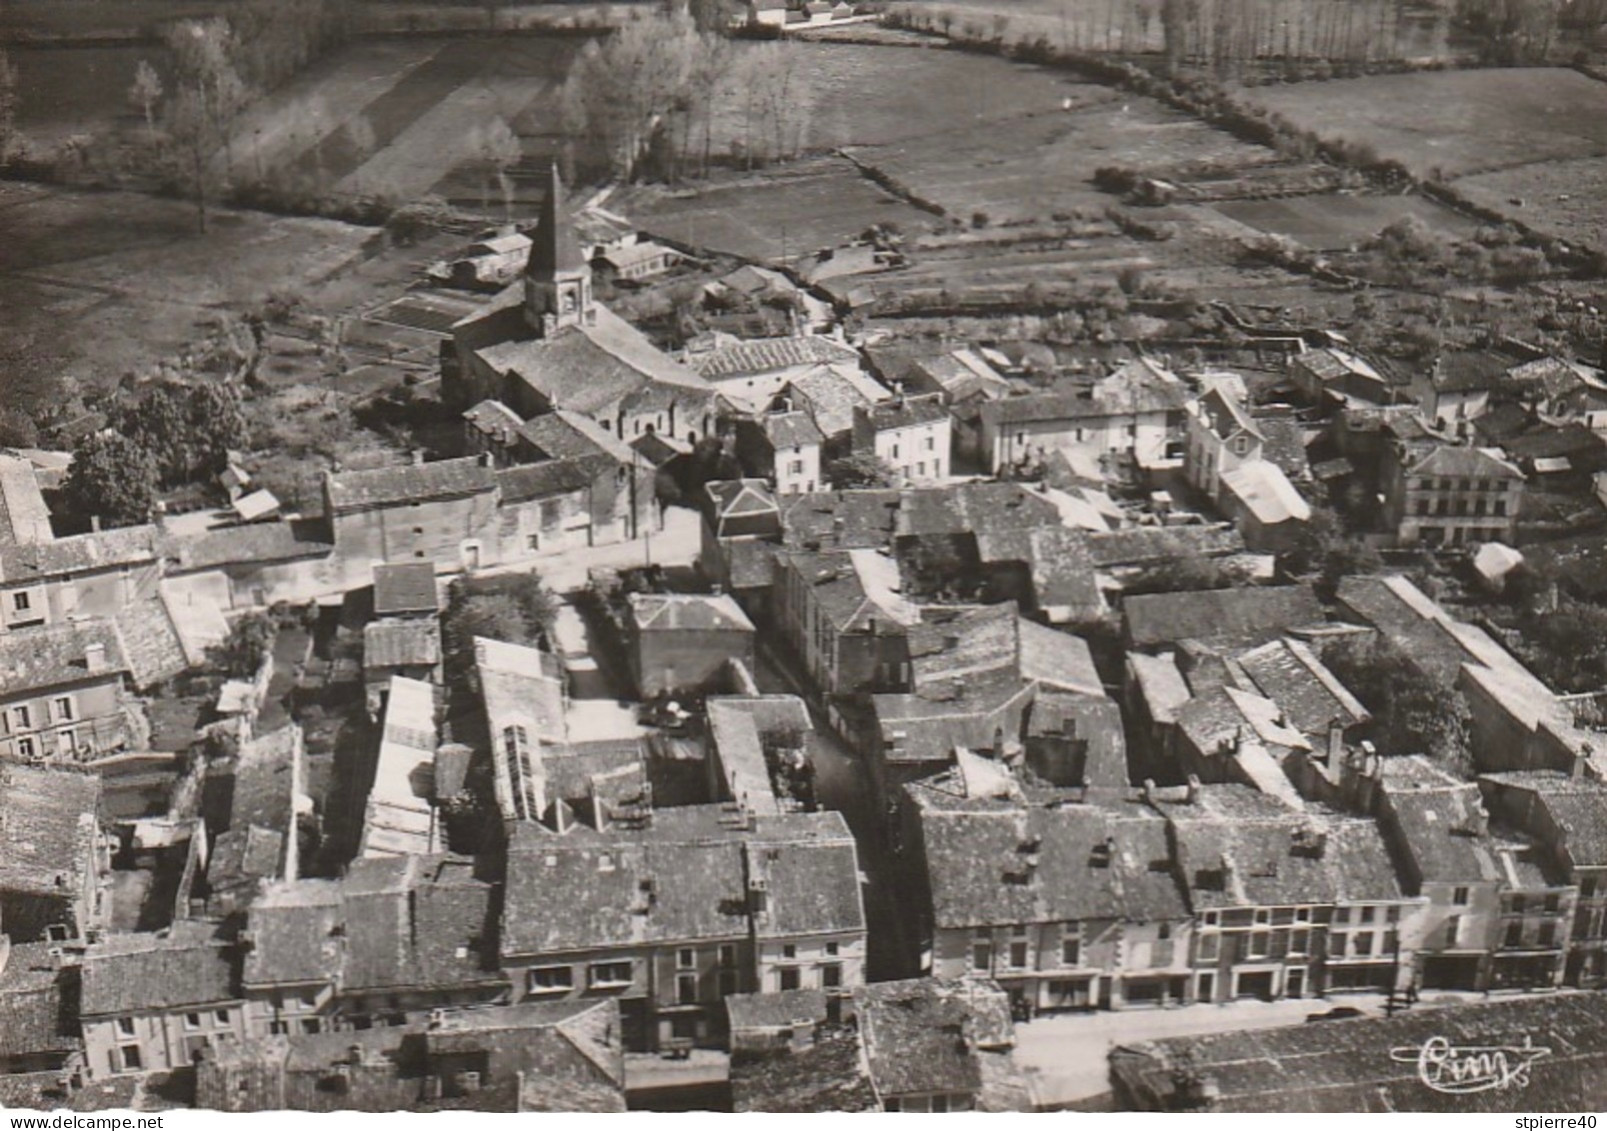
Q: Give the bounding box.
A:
[753,637,917,982]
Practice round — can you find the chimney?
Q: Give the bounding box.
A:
[84,642,108,674]
[411,450,426,466]
[710,582,723,596]
[90,515,102,533]
[1326,719,1344,765]
[1185,774,1201,804]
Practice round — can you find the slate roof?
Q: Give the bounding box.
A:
[0,618,127,691]
[372,562,440,617]
[518,408,636,469]
[1112,992,1607,1112]
[527,164,587,279]
[241,880,344,987]
[364,619,442,669]
[81,922,238,1016]
[627,592,756,633]
[690,336,859,380]
[1400,442,1523,481]
[0,763,101,897]
[325,457,496,514]
[1124,584,1325,650]
[1378,759,1539,886]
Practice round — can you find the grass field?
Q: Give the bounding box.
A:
[9,44,169,149]
[1236,68,1607,180]
[1452,157,1607,254]
[1212,192,1479,250]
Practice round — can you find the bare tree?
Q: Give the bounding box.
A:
[164,19,251,231]
[129,59,164,135]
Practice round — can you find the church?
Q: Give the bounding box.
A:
[443,166,716,452]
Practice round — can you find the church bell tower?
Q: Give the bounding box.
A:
[524,163,594,338]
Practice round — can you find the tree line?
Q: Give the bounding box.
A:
[122,0,358,232]
[559,11,815,184]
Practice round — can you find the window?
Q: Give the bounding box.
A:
[822,962,843,988]
[1290,929,1308,956]
[120,1046,143,1071]
[215,1010,231,1025]
[1333,907,1349,925]
[778,967,801,991]
[825,941,840,957]
[589,962,632,988]
[1294,907,1311,924]
[1544,893,1560,913]
[1452,886,1470,906]
[1444,916,1461,948]
[184,1013,202,1031]
[269,1021,289,1036]
[677,973,698,1005]
[1538,922,1556,947]
[52,696,74,722]
[1360,906,1376,924]
[1254,908,1270,926]
[301,1019,320,1035]
[1248,931,1269,959]
[917,462,926,477]
[530,966,574,993]
[788,460,804,475]
[1203,911,1219,927]
[1582,877,1598,899]
[719,944,737,967]
[782,944,797,960]
[678,948,696,970]
[1505,922,1523,947]
[925,436,936,451]
[1386,906,1400,923]
[117,1018,136,1038]
[1009,939,1028,969]
[972,931,993,972]
[1353,934,1374,958]
[300,991,317,1008]
[1510,895,1527,915]
[1196,935,1218,963]
[1157,922,1171,941]
[17,737,35,759]
[1329,932,1346,957]
[56,728,75,753]
[12,705,32,731]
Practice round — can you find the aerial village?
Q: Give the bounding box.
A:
[5,0,1607,1111]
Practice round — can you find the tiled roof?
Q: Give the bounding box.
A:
[0,455,52,546]
[908,604,1019,691]
[0,942,73,1058]
[1221,459,1311,525]
[112,595,188,689]
[518,408,636,469]
[1402,442,1524,481]
[855,977,1015,1099]
[1113,992,1607,1112]
[165,519,332,571]
[910,781,1182,928]
[726,538,779,591]
[372,562,440,617]
[628,592,756,633]
[1125,584,1325,650]
[0,618,126,691]
[81,922,238,1016]
[861,394,949,432]
[1017,620,1103,696]
[241,880,344,986]
[731,1023,880,1113]
[690,336,859,380]
[1127,651,1192,727]
[1027,690,1128,789]
[0,524,157,581]
[0,764,100,897]
[750,833,865,939]
[1085,524,1244,568]
[787,364,890,439]
[228,724,303,841]
[1252,413,1311,481]
[1432,349,1510,392]
[1234,637,1369,737]
[1155,784,1402,910]
[326,457,496,514]
[1196,387,1265,444]
[871,671,1036,764]
[364,619,442,669]
[464,398,526,439]
[975,525,1104,619]
[763,410,825,450]
[982,373,1188,426]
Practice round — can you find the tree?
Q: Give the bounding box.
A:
[1282,505,1384,597]
[212,611,275,677]
[1322,636,1472,767]
[826,452,898,489]
[62,431,159,530]
[121,380,248,487]
[164,19,250,233]
[129,59,164,134]
[470,117,522,218]
[0,49,18,164]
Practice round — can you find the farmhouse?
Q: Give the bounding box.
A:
[852,395,951,485]
[1379,440,1524,548]
[0,619,144,763]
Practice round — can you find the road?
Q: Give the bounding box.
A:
[464,505,703,594]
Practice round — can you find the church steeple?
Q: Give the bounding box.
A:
[524,163,593,337]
